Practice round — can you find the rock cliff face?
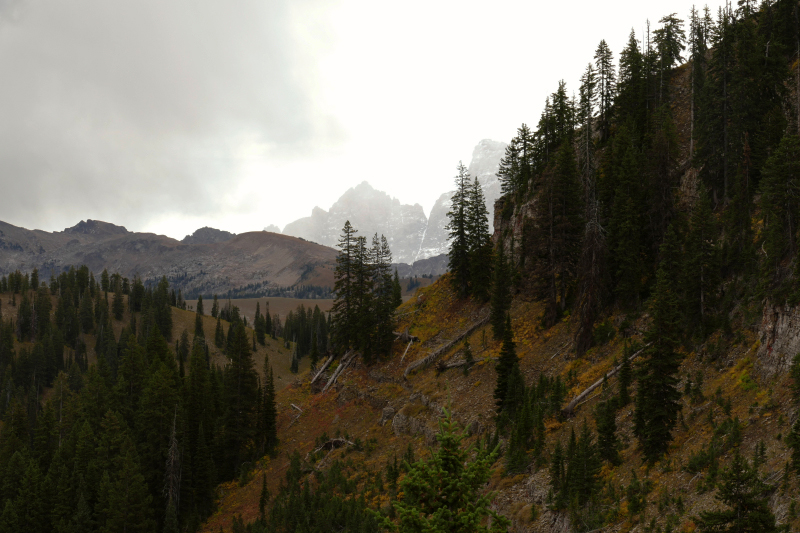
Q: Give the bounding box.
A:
[282,139,507,265]
[282,181,428,264]
[757,302,800,379]
[0,220,336,297]
[414,139,507,262]
[181,226,236,245]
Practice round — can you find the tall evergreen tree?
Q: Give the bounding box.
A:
[530,140,584,327]
[594,39,616,141]
[467,177,493,302]
[696,452,778,533]
[490,241,512,340]
[635,225,684,462]
[378,409,509,533]
[447,162,472,297]
[331,221,357,352]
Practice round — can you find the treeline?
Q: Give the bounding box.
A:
[0,266,278,532]
[186,283,332,300]
[330,224,403,364]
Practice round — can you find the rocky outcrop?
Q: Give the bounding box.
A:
[757,301,800,379]
[282,182,428,264]
[181,227,236,245]
[415,139,507,261]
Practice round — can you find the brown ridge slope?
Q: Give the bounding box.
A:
[0,220,337,296]
[203,275,799,533]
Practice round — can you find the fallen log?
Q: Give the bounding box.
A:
[404,313,490,378]
[310,353,339,385]
[562,343,651,416]
[400,340,414,362]
[322,351,357,394]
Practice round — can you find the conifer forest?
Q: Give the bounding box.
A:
[1,1,800,532]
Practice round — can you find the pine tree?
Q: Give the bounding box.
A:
[494,315,519,413]
[446,162,472,297]
[331,221,358,352]
[635,225,684,462]
[685,187,719,336]
[696,452,778,533]
[467,177,493,302]
[112,284,124,321]
[596,401,621,465]
[378,408,510,532]
[214,317,224,349]
[653,13,686,103]
[530,140,584,327]
[490,240,511,340]
[262,359,278,455]
[222,323,259,478]
[758,134,800,283]
[392,270,403,309]
[594,39,616,141]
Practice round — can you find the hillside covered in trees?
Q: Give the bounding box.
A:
[2,1,800,533]
[199,1,800,532]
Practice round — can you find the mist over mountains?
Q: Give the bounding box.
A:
[280,139,507,264]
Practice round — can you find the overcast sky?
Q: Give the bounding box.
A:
[0,0,723,239]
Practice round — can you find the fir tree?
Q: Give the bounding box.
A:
[331,221,358,352]
[596,401,621,465]
[696,452,778,533]
[494,314,519,413]
[378,408,510,532]
[490,240,512,340]
[262,359,278,455]
[594,39,616,141]
[446,162,473,297]
[635,225,684,463]
[467,177,493,302]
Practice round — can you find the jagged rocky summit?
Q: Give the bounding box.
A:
[282,139,507,264]
[181,226,236,245]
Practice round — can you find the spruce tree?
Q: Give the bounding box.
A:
[490,240,511,340]
[379,408,509,532]
[331,221,357,352]
[530,140,584,326]
[696,452,778,533]
[467,177,493,302]
[635,225,684,462]
[685,187,719,336]
[493,314,519,413]
[446,162,472,297]
[593,39,616,141]
[596,401,621,465]
[262,358,278,455]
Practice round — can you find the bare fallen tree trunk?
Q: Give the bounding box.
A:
[322,351,357,394]
[404,313,490,378]
[310,353,340,385]
[400,340,414,362]
[288,404,303,428]
[562,343,651,416]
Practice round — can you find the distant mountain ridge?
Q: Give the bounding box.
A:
[0,220,336,298]
[280,139,507,264]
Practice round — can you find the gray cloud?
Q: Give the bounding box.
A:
[0,0,329,233]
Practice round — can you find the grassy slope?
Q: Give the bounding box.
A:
[200,275,798,533]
